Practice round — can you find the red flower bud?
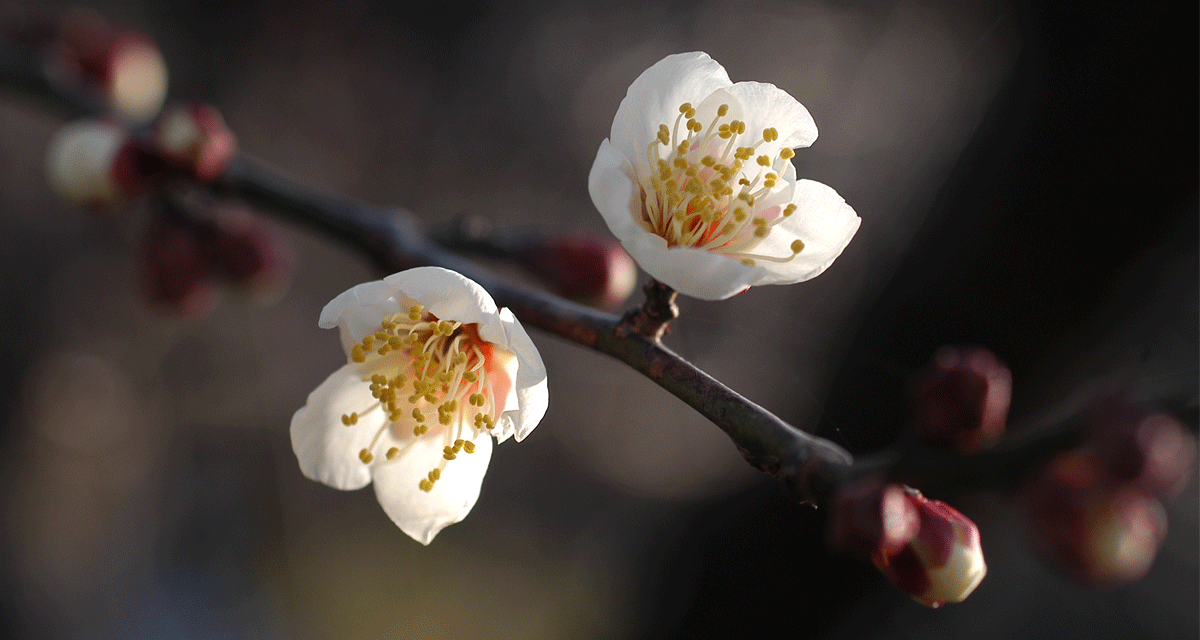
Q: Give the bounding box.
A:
[913,346,1012,452]
[205,208,294,302]
[514,234,637,308]
[1023,451,1168,586]
[55,12,167,123]
[153,103,238,181]
[872,488,987,607]
[141,214,216,315]
[828,480,920,559]
[1089,402,1196,498]
[45,120,157,209]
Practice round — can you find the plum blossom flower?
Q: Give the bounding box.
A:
[290,267,548,544]
[589,52,860,300]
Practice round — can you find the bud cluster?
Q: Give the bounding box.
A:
[142,205,294,315]
[1022,400,1194,585]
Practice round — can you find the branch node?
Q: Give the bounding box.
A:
[617,279,678,342]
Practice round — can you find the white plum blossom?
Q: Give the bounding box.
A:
[589,52,860,300]
[290,267,548,544]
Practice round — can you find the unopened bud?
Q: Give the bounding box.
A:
[913,346,1011,452]
[1090,403,1196,498]
[1023,451,1168,586]
[206,208,294,303]
[45,120,150,209]
[142,214,216,315]
[828,480,919,559]
[872,487,987,607]
[153,103,237,181]
[56,13,167,123]
[514,234,637,308]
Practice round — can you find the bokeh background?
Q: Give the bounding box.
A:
[0,0,1195,638]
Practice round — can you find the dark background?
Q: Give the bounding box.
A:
[0,0,1195,638]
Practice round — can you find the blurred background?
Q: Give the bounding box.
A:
[0,0,1195,638]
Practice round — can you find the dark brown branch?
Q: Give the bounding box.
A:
[216,154,854,504]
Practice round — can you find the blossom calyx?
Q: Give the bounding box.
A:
[290,267,548,544]
[588,52,860,300]
[872,487,987,607]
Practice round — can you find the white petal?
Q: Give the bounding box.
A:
[372,432,494,545]
[624,230,764,301]
[290,364,384,491]
[383,266,499,326]
[750,179,860,286]
[588,139,644,244]
[722,81,818,152]
[497,307,549,443]
[609,52,732,165]
[319,278,403,355]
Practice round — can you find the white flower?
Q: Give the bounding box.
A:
[290,267,548,544]
[588,52,860,300]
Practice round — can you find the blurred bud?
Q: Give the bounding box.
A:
[514,234,637,308]
[1023,451,1167,586]
[827,479,919,559]
[205,208,294,303]
[872,487,987,607]
[153,103,237,181]
[55,12,167,122]
[1090,403,1196,498]
[142,213,216,315]
[45,119,152,209]
[913,346,1012,452]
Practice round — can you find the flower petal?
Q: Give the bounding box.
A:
[624,230,764,300]
[372,431,494,545]
[319,278,404,356]
[588,139,644,242]
[722,81,818,152]
[383,266,499,327]
[497,307,549,443]
[750,179,860,286]
[609,52,732,165]
[290,363,386,491]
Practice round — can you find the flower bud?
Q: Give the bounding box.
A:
[153,103,237,181]
[1090,403,1196,498]
[913,346,1011,452]
[206,208,294,303]
[1023,450,1168,586]
[55,13,167,123]
[141,214,216,315]
[45,120,150,209]
[514,234,637,308]
[872,488,987,607]
[827,480,919,559]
